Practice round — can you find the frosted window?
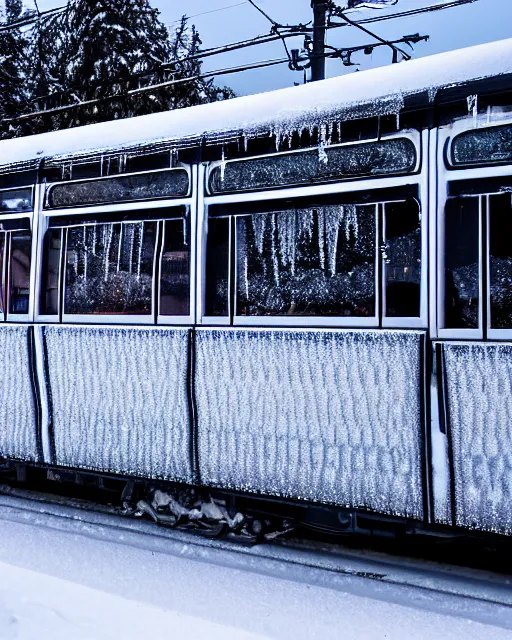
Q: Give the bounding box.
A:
[205,217,230,316]
[444,198,479,328]
[209,138,417,194]
[9,231,32,314]
[452,124,512,167]
[64,221,157,316]
[48,169,189,208]
[384,200,421,318]
[40,229,62,315]
[159,219,190,316]
[490,193,512,329]
[0,188,32,212]
[236,205,376,317]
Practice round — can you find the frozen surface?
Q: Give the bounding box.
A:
[0,38,511,165]
[195,328,424,518]
[0,495,511,639]
[430,347,451,525]
[43,326,192,481]
[0,326,39,462]
[443,342,512,534]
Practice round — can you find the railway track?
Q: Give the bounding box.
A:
[0,485,511,632]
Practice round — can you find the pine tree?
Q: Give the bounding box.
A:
[25,0,235,133]
[0,0,31,137]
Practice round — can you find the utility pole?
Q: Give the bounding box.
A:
[310,0,328,81]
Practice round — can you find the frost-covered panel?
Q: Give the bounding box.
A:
[209,138,417,194]
[195,329,424,518]
[0,326,39,461]
[44,326,191,482]
[430,346,451,525]
[443,343,512,534]
[47,169,189,209]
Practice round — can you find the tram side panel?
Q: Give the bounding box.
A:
[41,325,193,483]
[0,326,40,463]
[441,342,512,535]
[195,327,425,519]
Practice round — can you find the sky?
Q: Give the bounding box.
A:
[18,0,512,96]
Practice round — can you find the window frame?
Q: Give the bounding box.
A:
[205,130,421,196]
[437,119,512,340]
[0,211,34,324]
[199,129,428,329]
[35,194,196,326]
[43,164,192,210]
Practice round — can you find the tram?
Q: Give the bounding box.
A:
[0,38,511,538]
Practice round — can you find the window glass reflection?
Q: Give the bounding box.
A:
[9,230,32,314]
[159,219,190,316]
[489,193,512,329]
[236,205,376,317]
[444,197,480,328]
[384,200,421,318]
[64,221,157,315]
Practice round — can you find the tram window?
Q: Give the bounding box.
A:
[159,219,190,316]
[444,198,480,329]
[40,228,62,315]
[64,221,157,316]
[384,200,421,318]
[9,231,32,314]
[205,217,229,316]
[235,205,376,317]
[489,193,512,329]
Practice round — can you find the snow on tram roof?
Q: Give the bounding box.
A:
[1,37,512,167]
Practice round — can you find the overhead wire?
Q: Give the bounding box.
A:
[3,0,479,123]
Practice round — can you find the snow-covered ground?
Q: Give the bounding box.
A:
[0,492,510,639]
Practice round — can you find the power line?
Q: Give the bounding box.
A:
[3,57,290,124]
[0,4,66,33]
[328,2,411,62]
[247,0,279,27]
[6,32,428,125]
[167,2,248,27]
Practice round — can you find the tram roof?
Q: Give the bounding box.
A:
[1,37,512,169]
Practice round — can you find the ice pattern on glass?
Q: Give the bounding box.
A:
[236,205,376,317]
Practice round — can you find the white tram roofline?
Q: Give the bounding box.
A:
[1,37,511,168]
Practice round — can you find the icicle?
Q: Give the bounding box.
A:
[252,215,267,256]
[326,206,344,277]
[318,123,328,165]
[182,217,188,246]
[92,224,97,256]
[104,225,113,282]
[244,252,249,299]
[116,224,123,273]
[243,134,249,153]
[277,211,297,276]
[271,214,279,286]
[137,222,144,279]
[219,146,226,183]
[395,111,401,131]
[298,209,314,242]
[467,95,478,121]
[128,224,135,274]
[83,226,88,281]
[343,205,358,243]
[427,87,437,103]
[317,208,325,271]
